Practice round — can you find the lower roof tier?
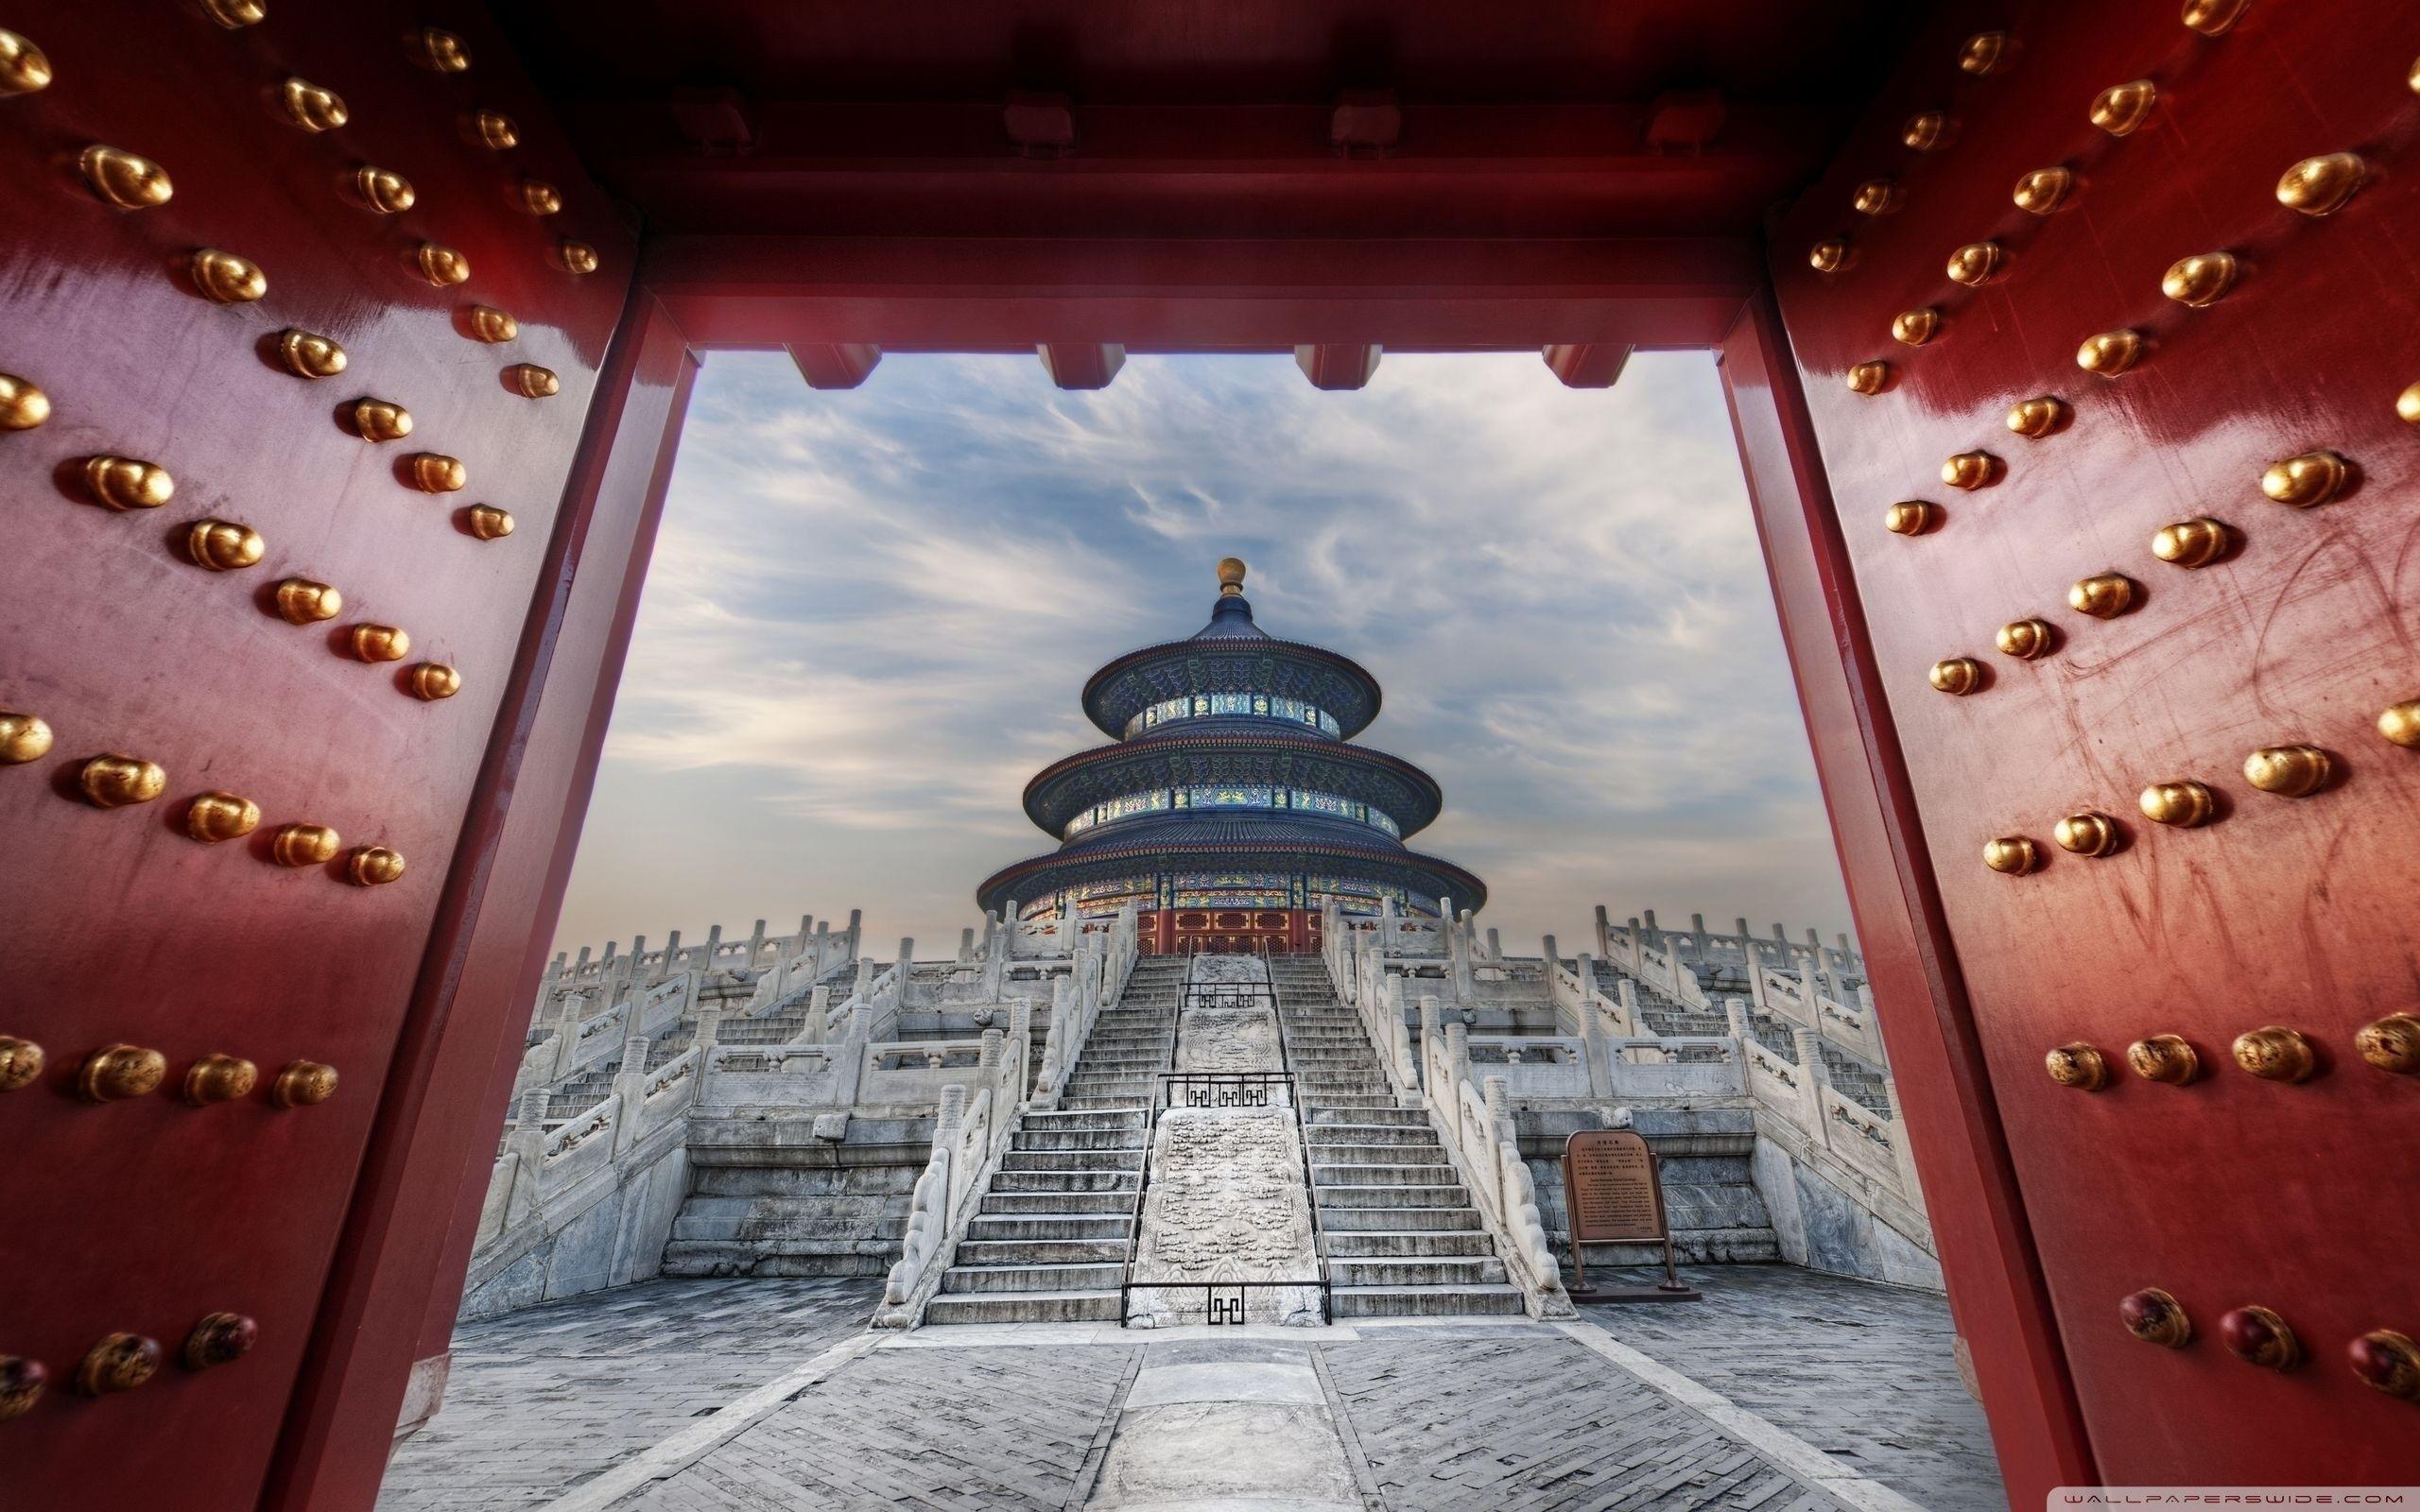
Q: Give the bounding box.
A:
[975,826,1486,919]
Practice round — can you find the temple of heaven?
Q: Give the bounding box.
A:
[977,558,1487,954]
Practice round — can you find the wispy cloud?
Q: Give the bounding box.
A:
[553,352,1855,959]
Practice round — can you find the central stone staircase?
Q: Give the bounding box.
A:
[1267,957,1523,1318]
[924,957,1186,1324]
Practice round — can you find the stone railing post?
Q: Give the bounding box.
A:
[1417,994,1442,1093]
[1593,904,1613,961]
[1614,977,1642,1036]
[980,1026,1004,1074]
[959,927,976,965]
[893,936,915,1009]
[800,985,831,1044]
[693,1005,723,1051]
[1878,1073,1924,1202]
[612,1034,649,1157]
[1483,1071,1510,1125]
[1574,953,1611,1095]
[1790,1025,1828,1142]
[505,1085,550,1226]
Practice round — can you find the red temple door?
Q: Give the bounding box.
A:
[1759,0,2420,1483]
[0,11,686,1507]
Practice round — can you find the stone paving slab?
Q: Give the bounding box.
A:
[379,1278,883,1511]
[1572,1267,2002,1512]
[1319,1330,1858,1512]
[628,1344,1139,1511]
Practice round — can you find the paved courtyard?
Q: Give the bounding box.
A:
[380,1267,2002,1512]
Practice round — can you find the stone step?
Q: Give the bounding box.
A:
[1329,1256,1508,1288]
[1316,1142,1442,1165]
[992,1169,1140,1194]
[953,1238,1130,1268]
[981,1190,1138,1215]
[942,1260,1126,1295]
[1305,1124,1442,1148]
[1321,1228,1495,1257]
[924,1289,1123,1325]
[659,1240,894,1278]
[1309,1105,1422,1125]
[1328,1283,1526,1318]
[965,1213,1132,1243]
[1312,1160,1452,1185]
[1303,1094,1400,1110]
[999,1149,1143,1173]
[1315,1182,1471,1209]
[1020,1110,1144,1131]
[1014,1128,1145,1152]
[1062,1096,1150,1111]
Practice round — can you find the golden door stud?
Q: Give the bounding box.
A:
[1996,619,2052,660]
[0,27,50,94]
[467,306,520,343]
[80,754,166,808]
[192,249,268,304]
[2182,0,2251,36]
[2220,1306,2303,1370]
[2376,701,2420,747]
[2137,780,2213,827]
[1883,502,1935,537]
[1928,658,1982,696]
[408,663,461,700]
[2151,518,2229,568]
[277,329,348,379]
[1807,239,1851,274]
[2012,167,2072,215]
[409,455,467,492]
[472,112,520,150]
[182,1054,257,1106]
[1959,32,2011,75]
[2242,745,2330,797]
[276,578,343,625]
[0,371,48,429]
[2277,153,2364,216]
[0,711,53,763]
[1891,308,1939,346]
[2127,1034,2199,1085]
[506,364,562,398]
[2045,1042,2110,1089]
[349,846,407,885]
[0,1036,44,1092]
[2260,451,2348,507]
[272,1060,338,1108]
[414,27,472,73]
[82,455,174,509]
[352,399,415,442]
[181,1313,257,1370]
[1941,452,1999,490]
[2232,1026,2317,1082]
[1902,112,1949,150]
[271,823,342,867]
[186,520,267,572]
[2089,80,2157,136]
[2354,1014,2420,1074]
[352,624,411,662]
[2006,397,2068,438]
[2162,252,2237,307]
[2076,330,2143,375]
[79,145,172,208]
[466,506,515,541]
[183,791,260,844]
[2349,1331,2420,1400]
[73,1334,162,1396]
[2120,1288,2192,1348]
[1845,362,1891,395]
[2068,575,2135,618]
[2053,812,2119,856]
[1852,179,1899,215]
[282,78,349,132]
[416,244,472,287]
[1946,242,2003,286]
[556,241,600,276]
[519,180,564,215]
[78,1044,166,1101]
[1983,836,2038,876]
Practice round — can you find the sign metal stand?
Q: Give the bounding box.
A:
[1561,1126,1702,1303]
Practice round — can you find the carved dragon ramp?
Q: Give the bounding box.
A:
[1125,956,1325,1328]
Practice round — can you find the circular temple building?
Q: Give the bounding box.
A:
[977,558,1486,954]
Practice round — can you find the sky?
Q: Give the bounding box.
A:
[549,350,1856,964]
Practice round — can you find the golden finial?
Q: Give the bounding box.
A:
[1216,558,1247,597]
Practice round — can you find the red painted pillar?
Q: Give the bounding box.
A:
[264,290,700,1512]
[1714,289,2095,1503]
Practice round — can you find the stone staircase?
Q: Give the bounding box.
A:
[924,957,1186,1324]
[1267,958,1524,1318]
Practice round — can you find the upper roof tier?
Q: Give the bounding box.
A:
[1079,561,1384,739]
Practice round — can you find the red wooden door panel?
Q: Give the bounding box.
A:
[0,8,631,1504]
[1771,0,2420,1483]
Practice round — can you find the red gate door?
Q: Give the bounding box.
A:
[1770,0,2420,1484]
[0,10,636,1505]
